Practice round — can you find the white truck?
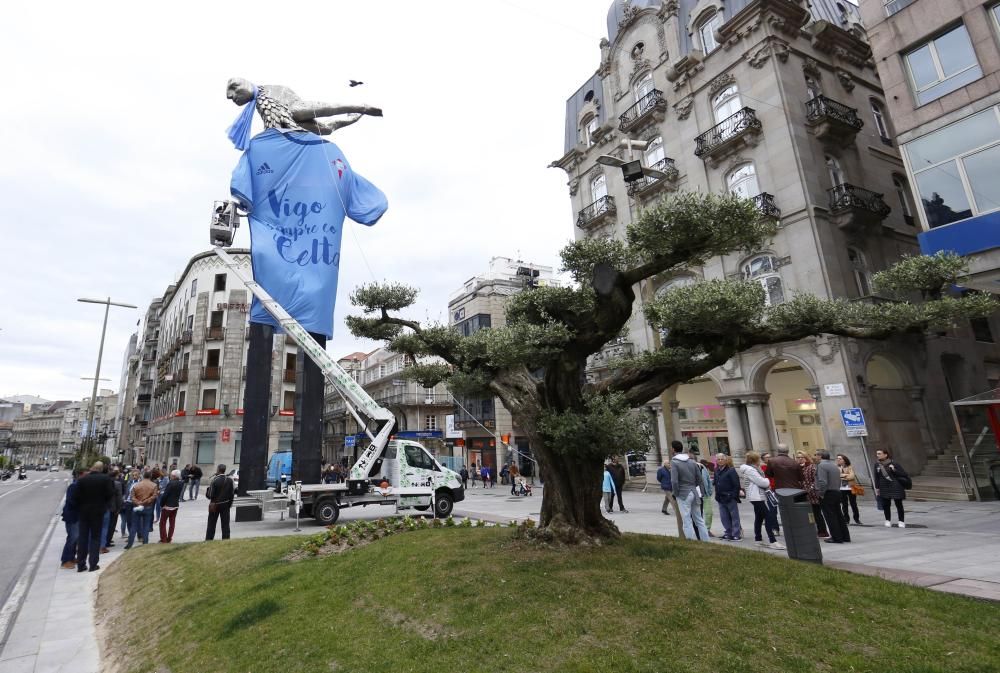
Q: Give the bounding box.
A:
[209,202,464,526]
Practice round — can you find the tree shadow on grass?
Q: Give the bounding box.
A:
[219,599,282,639]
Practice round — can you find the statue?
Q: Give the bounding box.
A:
[224,78,388,496]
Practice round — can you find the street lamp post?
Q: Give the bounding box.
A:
[78,297,136,449]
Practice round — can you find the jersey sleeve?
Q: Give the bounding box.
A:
[230,151,254,213]
[345,169,388,226]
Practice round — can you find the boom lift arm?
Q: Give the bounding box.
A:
[209,201,395,488]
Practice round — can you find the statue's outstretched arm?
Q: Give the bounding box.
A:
[291,102,382,122]
[300,114,364,136]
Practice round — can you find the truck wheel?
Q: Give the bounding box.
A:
[434,492,454,517]
[314,499,340,526]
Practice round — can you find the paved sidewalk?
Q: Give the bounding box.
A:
[1,486,998,672]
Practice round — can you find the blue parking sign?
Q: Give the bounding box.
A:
[840,408,868,437]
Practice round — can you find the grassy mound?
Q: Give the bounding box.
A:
[97,529,1000,673]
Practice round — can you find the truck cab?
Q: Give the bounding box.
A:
[381,440,465,514]
[267,450,292,489]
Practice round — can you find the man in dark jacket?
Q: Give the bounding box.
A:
[817,451,850,543]
[205,464,235,540]
[60,469,85,569]
[74,462,115,572]
[655,459,674,515]
[187,464,203,500]
[608,456,628,513]
[159,470,185,543]
[180,464,191,501]
[105,468,125,548]
[768,444,803,489]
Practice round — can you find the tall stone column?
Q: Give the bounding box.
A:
[719,397,747,462]
[669,400,683,443]
[743,394,774,455]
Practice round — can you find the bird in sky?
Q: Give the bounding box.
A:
[349,80,364,87]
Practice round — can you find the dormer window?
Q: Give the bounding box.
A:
[698,11,724,55]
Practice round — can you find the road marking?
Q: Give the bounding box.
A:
[0,512,60,651]
[0,482,36,500]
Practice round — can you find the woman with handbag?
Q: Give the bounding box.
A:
[797,451,829,538]
[874,449,909,528]
[737,452,784,550]
[837,454,862,525]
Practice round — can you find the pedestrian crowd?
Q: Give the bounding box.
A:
[611,441,911,550]
[60,461,238,572]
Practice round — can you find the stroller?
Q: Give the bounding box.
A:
[513,477,532,497]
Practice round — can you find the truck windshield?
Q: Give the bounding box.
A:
[403,445,438,471]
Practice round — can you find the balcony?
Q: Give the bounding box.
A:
[805,95,863,148]
[205,326,226,341]
[136,393,151,404]
[181,330,192,345]
[576,195,616,230]
[283,368,296,383]
[618,89,668,135]
[202,366,222,381]
[374,393,454,407]
[828,183,891,231]
[752,193,781,220]
[144,334,158,344]
[694,107,762,167]
[626,158,680,200]
[132,414,147,426]
[141,353,156,364]
[175,368,189,383]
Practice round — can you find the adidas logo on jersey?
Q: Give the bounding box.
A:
[256,163,273,175]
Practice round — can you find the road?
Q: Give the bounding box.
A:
[0,470,68,610]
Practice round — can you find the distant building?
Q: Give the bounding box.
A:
[12,401,73,465]
[59,391,118,460]
[0,399,25,424]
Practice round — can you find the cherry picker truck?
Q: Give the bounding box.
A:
[210,201,464,525]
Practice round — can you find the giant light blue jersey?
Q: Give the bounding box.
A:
[230,128,388,337]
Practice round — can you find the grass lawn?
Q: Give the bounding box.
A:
[97,528,1000,673]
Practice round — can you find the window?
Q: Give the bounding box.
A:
[884,0,914,16]
[210,310,224,328]
[213,273,226,292]
[404,445,437,470]
[633,73,654,102]
[583,115,599,146]
[971,317,994,343]
[206,349,220,367]
[742,255,785,306]
[698,11,723,54]
[424,414,438,430]
[713,85,742,123]
[201,388,217,411]
[805,76,822,101]
[190,278,198,295]
[195,432,215,464]
[285,352,296,370]
[590,174,607,202]
[893,175,916,225]
[233,431,242,464]
[826,155,845,187]
[278,432,293,452]
[848,248,872,297]
[186,315,194,330]
[644,136,665,167]
[282,390,295,411]
[727,163,759,199]
[871,100,891,144]
[904,107,1000,227]
[177,390,186,413]
[905,25,982,106]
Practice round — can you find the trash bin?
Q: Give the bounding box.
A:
[775,488,822,564]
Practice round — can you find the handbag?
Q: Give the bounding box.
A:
[851,483,865,496]
[209,501,219,514]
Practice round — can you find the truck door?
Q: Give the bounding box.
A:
[384,444,399,486]
[401,443,437,488]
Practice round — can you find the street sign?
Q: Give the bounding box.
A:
[823,383,847,397]
[840,407,868,437]
[344,435,356,449]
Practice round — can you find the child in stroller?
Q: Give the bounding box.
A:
[513,477,532,497]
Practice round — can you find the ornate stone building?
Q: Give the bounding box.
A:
[552,0,999,498]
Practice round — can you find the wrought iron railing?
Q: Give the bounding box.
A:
[175,368,189,383]
[373,393,454,406]
[283,368,296,383]
[205,326,226,341]
[181,330,193,344]
[202,366,222,380]
[626,157,679,197]
[752,193,781,219]
[828,183,891,218]
[619,89,666,131]
[694,107,762,157]
[805,95,864,131]
[576,195,616,228]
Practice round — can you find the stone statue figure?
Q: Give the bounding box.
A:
[226,77,383,136]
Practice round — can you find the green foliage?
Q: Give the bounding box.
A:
[458,321,572,370]
[505,285,596,328]
[350,282,419,312]
[401,362,452,388]
[389,325,463,358]
[627,192,776,268]
[873,252,968,298]
[345,315,403,341]
[647,279,764,346]
[560,237,634,285]
[537,391,651,460]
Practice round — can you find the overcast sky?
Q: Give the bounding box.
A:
[1,0,618,401]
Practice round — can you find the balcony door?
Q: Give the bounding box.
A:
[591,174,607,202]
[713,86,742,123]
[633,73,654,103]
[728,163,759,199]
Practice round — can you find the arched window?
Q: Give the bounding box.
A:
[871,99,891,144]
[582,115,599,146]
[806,76,823,101]
[848,248,872,297]
[644,136,665,167]
[713,85,742,123]
[826,155,845,187]
[727,163,759,199]
[633,72,654,102]
[698,11,724,55]
[742,254,785,306]
[893,174,916,225]
[590,174,607,202]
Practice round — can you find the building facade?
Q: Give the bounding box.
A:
[59,391,118,460]
[323,349,453,465]
[552,0,999,497]
[859,0,1000,292]
[11,401,72,465]
[446,256,559,473]
[132,249,296,470]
